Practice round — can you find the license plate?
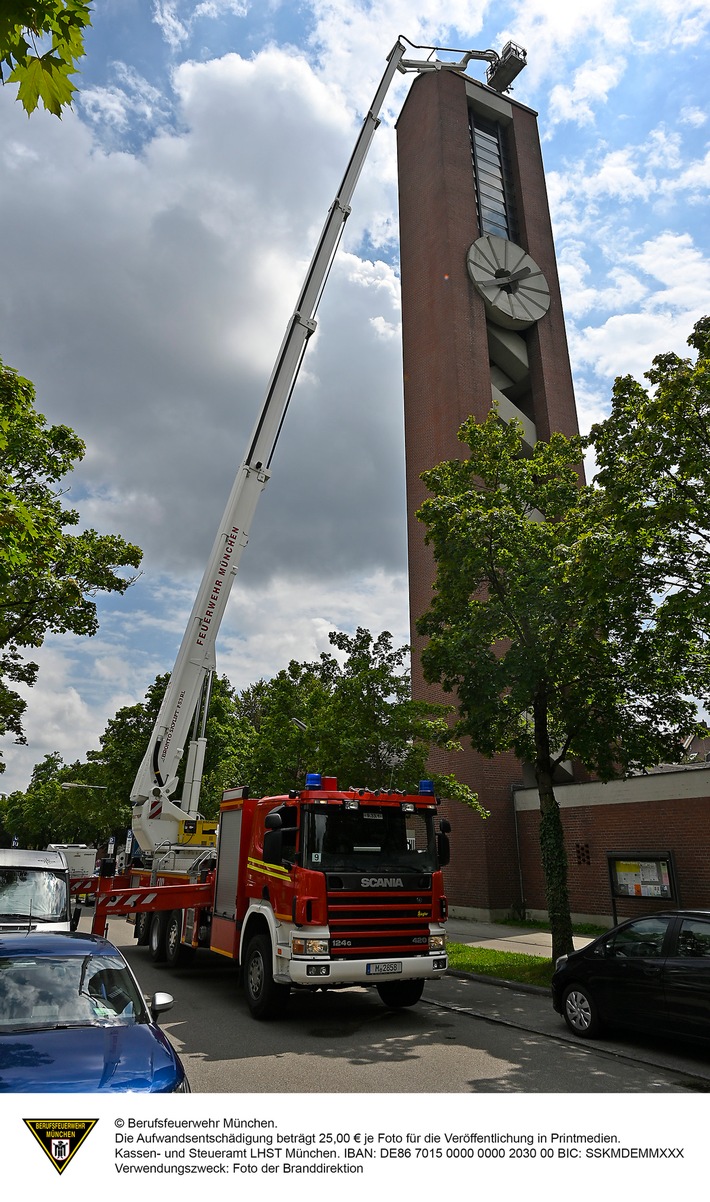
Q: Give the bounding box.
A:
[366,961,402,975]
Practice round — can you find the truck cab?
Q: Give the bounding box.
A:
[0,849,77,933]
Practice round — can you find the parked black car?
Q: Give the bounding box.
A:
[552,910,710,1042]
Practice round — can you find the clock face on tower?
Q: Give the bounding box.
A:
[466,234,550,330]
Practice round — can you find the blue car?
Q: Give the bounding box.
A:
[0,931,190,1092]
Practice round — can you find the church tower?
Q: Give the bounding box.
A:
[396,65,580,916]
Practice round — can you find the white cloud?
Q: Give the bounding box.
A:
[548,59,625,127]
[680,104,707,126]
[80,64,170,135]
[558,245,649,319]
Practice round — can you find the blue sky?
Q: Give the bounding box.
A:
[1,0,709,791]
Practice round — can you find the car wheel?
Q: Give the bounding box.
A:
[243,933,290,1020]
[149,912,168,963]
[376,979,425,1009]
[165,909,195,967]
[562,983,601,1038]
[135,911,151,945]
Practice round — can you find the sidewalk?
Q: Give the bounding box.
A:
[445,916,594,959]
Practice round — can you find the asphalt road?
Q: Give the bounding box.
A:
[94,915,710,1094]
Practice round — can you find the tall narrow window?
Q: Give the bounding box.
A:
[469,114,516,241]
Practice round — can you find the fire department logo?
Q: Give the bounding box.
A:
[23,1118,98,1174]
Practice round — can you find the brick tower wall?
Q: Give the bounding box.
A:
[396,68,580,916]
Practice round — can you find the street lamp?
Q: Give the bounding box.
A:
[60,783,107,791]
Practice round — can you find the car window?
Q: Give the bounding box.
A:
[676,918,710,959]
[607,917,671,959]
[0,953,148,1030]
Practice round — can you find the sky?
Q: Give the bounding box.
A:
[1,0,709,794]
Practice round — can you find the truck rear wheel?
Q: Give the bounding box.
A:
[166,909,195,967]
[135,912,150,945]
[376,979,425,1009]
[243,932,290,1020]
[149,912,168,962]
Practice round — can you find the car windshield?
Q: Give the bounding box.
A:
[303,805,437,872]
[0,954,148,1031]
[0,868,68,923]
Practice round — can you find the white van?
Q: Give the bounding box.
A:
[0,848,78,932]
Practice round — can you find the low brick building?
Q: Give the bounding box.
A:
[508,767,710,926]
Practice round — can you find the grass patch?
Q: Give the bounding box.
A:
[447,942,554,988]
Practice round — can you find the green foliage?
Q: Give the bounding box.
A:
[0,357,142,767]
[589,317,710,640]
[0,752,117,846]
[0,1,92,116]
[231,628,482,811]
[417,407,709,782]
[4,628,481,846]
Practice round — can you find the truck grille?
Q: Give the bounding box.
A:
[326,881,433,960]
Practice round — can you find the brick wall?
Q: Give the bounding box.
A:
[516,793,710,923]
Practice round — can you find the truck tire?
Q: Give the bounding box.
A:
[149,912,168,963]
[376,979,425,1009]
[135,912,150,945]
[165,909,195,967]
[243,932,290,1020]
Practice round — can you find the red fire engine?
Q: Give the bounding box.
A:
[88,773,451,1018]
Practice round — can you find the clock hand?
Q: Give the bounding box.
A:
[493,265,532,286]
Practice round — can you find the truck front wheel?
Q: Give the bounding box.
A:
[243,933,290,1020]
[376,979,425,1009]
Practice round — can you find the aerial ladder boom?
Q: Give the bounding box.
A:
[130,36,526,855]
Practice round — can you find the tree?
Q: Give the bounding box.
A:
[0,752,117,846]
[416,409,710,961]
[589,317,710,638]
[0,2,92,116]
[0,357,142,768]
[231,628,483,808]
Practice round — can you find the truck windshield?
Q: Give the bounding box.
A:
[302,805,437,873]
[0,869,69,923]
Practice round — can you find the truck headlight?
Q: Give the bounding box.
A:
[292,938,329,956]
[429,934,446,952]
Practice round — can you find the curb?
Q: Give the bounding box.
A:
[446,968,551,997]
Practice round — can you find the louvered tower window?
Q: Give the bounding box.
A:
[470,114,517,241]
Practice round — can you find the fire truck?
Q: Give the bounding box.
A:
[89,773,451,1017]
[76,38,525,1017]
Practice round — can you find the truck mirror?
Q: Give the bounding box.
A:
[439,818,451,834]
[263,829,283,866]
[265,811,283,831]
[437,833,450,867]
[70,906,82,931]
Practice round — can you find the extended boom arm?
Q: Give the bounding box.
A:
[130,36,525,854]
